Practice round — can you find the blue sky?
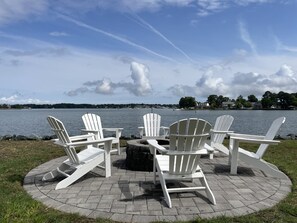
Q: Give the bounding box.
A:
[1,0,297,104]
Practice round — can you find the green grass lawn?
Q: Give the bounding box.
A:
[0,140,296,223]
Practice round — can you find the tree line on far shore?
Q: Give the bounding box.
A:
[179,91,297,110]
[0,103,178,110]
[1,90,296,110]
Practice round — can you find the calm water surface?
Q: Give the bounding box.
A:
[0,109,296,137]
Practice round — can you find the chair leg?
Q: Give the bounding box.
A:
[199,175,216,205]
[256,159,288,179]
[104,140,112,177]
[56,155,105,190]
[159,173,172,208]
[239,154,289,180]
[42,163,69,181]
[117,142,121,155]
[56,167,90,190]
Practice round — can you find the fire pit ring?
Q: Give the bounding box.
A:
[126,139,169,171]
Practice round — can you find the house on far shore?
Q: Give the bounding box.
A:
[222,101,235,109]
[196,102,209,109]
[251,102,262,110]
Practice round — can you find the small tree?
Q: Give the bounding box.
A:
[179,96,196,109]
[247,94,258,102]
[207,95,218,108]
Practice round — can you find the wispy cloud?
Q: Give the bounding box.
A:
[0,0,48,26]
[196,0,228,16]
[57,13,177,62]
[0,0,280,28]
[49,31,69,37]
[274,36,297,53]
[130,13,196,63]
[238,20,257,55]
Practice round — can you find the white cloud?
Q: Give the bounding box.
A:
[260,64,297,89]
[0,94,18,103]
[0,94,48,104]
[95,79,114,94]
[194,65,228,97]
[276,64,294,77]
[167,62,297,101]
[168,65,228,98]
[66,61,152,97]
[0,0,48,26]
[229,64,297,97]
[232,71,264,85]
[127,61,152,96]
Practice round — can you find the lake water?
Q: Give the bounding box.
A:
[0,108,296,138]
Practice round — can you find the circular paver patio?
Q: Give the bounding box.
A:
[24,149,292,222]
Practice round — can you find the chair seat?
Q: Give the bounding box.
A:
[76,147,105,164]
[156,155,203,179]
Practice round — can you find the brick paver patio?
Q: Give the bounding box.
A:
[24,149,292,222]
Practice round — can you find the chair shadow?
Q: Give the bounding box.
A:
[118,180,163,203]
[213,164,256,176]
[118,179,213,205]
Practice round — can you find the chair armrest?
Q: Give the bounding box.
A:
[81,129,98,134]
[66,137,115,147]
[210,130,234,134]
[103,128,123,138]
[228,133,265,140]
[230,136,280,145]
[103,128,123,132]
[69,134,95,141]
[167,148,209,155]
[52,134,96,146]
[147,139,168,154]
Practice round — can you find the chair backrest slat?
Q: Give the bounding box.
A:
[256,117,285,158]
[168,118,211,175]
[47,116,79,164]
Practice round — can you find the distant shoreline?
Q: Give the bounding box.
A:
[0,134,295,141]
[0,103,296,111]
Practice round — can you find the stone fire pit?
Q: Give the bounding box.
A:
[126,139,169,171]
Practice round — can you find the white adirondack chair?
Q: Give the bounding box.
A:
[147,118,216,208]
[42,116,113,190]
[138,113,169,138]
[228,117,288,179]
[206,115,234,159]
[82,113,123,155]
